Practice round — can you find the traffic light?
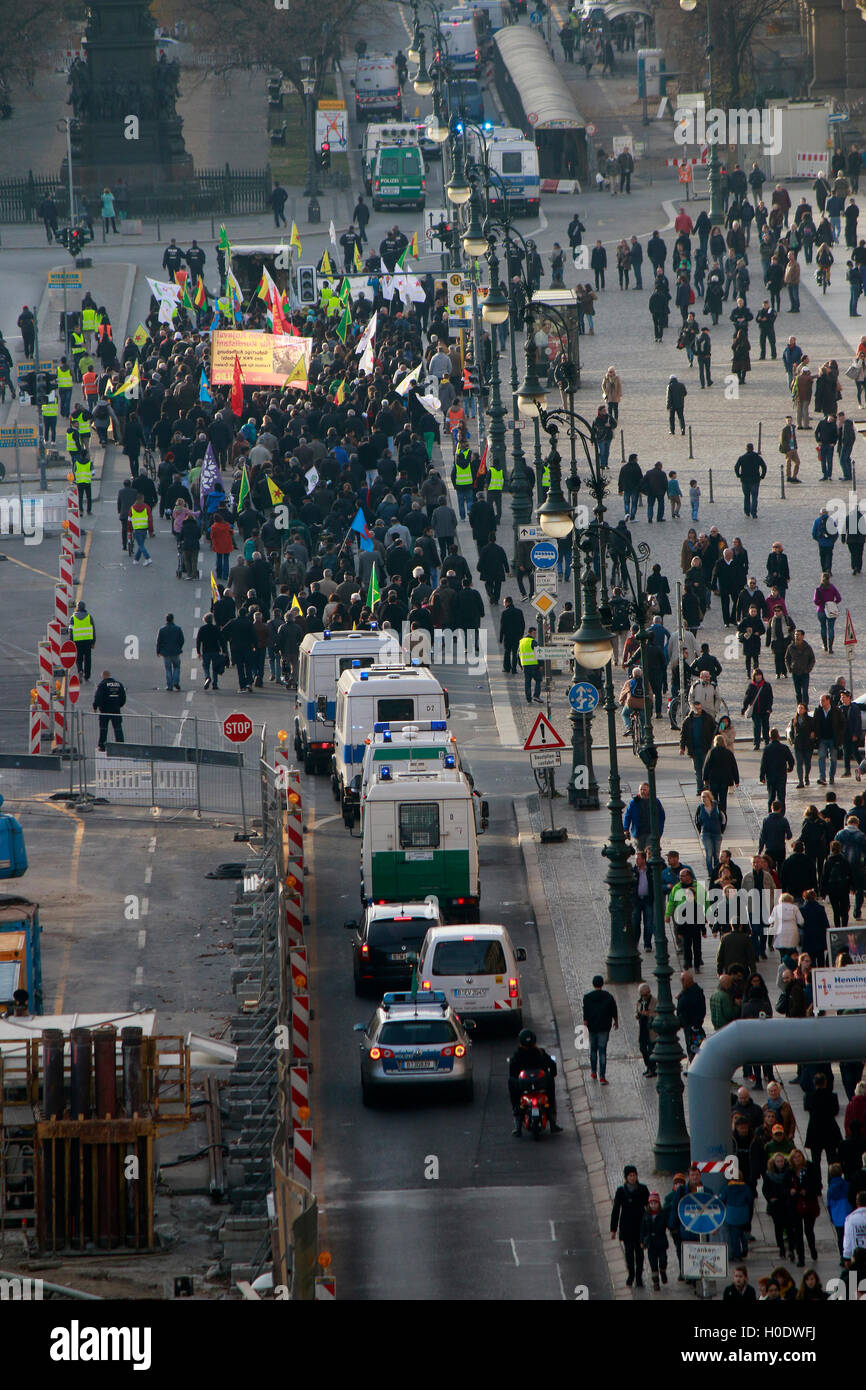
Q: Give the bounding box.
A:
[432,218,451,245]
[319,141,331,171]
[35,372,48,405]
[56,226,70,249]
[465,364,480,394]
[77,222,94,245]
[69,227,83,258]
[297,265,318,304]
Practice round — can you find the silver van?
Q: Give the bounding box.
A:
[353,55,402,121]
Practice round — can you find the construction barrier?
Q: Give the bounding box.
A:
[292,994,310,1060]
[293,1127,313,1187]
[290,947,308,992]
[290,1065,310,1128]
[29,701,42,754]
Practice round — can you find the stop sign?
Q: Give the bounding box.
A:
[59,640,78,670]
[224,712,253,743]
[67,673,81,705]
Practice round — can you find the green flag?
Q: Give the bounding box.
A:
[339,277,351,303]
[396,243,409,270]
[366,562,380,611]
[237,462,250,511]
[336,302,352,345]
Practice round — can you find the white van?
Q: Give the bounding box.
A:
[360,770,482,919]
[333,665,449,820]
[353,54,402,122]
[487,130,541,215]
[437,15,480,74]
[359,723,474,797]
[416,924,527,1027]
[294,630,403,773]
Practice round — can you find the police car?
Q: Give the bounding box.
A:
[354,991,474,1103]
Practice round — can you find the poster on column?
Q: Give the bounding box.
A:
[210,331,313,387]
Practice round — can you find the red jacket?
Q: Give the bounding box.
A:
[209,519,235,554]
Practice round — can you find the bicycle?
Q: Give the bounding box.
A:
[630,706,643,757]
[142,445,157,479]
[125,521,134,558]
[816,265,830,294]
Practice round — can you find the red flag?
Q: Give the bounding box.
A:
[231,354,244,416]
[476,440,488,477]
[270,287,290,335]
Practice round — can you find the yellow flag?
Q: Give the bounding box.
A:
[353,240,363,273]
[290,221,302,256]
[290,594,303,615]
[321,249,333,277]
[267,476,284,505]
[210,571,219,602]
[283,355,308,389]
[132,323,149,347]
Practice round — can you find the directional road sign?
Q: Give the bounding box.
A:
[48,269,83,288]
[524,712,566,752]
[677,1192,726,1235]
[568,682,600,713]
[533,570,557,592]
[518,525,545,541]
[0,425,39,448]
[530,541,558,570]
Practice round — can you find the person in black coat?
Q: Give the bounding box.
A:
[477,535,509,605]
[759,728,795,811]
[803,1073,842,1176]
[453,579,485,634]
[702,735,739,813]
[499,595,524,673]
[611,1165,651,1287]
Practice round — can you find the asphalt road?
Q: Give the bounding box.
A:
[305,657,611,1301]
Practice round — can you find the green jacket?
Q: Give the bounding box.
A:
[709,986,740,1030]
[664,880,708,927]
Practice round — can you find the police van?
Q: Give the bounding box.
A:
[359,723,479,807]
[294,630,403,774]
[362,123,421,191]
[360,765,482,920]
[353,54,403,122]
[484,128,541,214]
[370,144,426,210]
[437,14,480,73]
[333,666,448,822]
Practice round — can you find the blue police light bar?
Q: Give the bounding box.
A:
[383,991,447,1006]
[444,754,455,768]
[431,720,447,731]
[323,630,331,639]
[352,659,361,667]
[383,730,392,742]
[373,722,389,733]
[380,766,392,779]
[360,671,369,680]
[370,621,378,629]
[455,121,464,133]
[482,121,493,131]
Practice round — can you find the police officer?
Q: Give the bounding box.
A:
[508,1028,562,1136]
[41,388,58,444]
[378,225,408,273]
[70,324,87,381]
[56,356,74,418]
[451,439,475,520]
[162,237,184,277]
[69,600,95,680]
[756,298,777,360]
[184,239,206,279]
[519,625,542,704]
[74,405,93,463]
[92,669,126,751]
[80,293,99,350]
[339,226,362,273]
[73,448,93,515]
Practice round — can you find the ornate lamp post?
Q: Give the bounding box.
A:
[679,0,723,225]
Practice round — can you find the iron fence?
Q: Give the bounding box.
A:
[0,166,271,225]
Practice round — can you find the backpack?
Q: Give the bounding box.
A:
[627,676,645,710]
[827,856,849,890]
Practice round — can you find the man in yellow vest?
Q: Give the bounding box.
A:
[56,356,74,417]
[81,302,98,351]
[40,389,58,444]
[69,601,95,680]
[70,327,86,380]
[487,461,504,522]
[452,436,475,520]
[129,494,153,565]
[519,625,542,704]
[74,450,93,515]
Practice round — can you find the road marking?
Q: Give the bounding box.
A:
[0,555,62,581]
[556,1263,567,1301]
[140,896,149,916]
[509,1237,520,1267]
[195,585,202,599]
[550,1220,557,1241]
[144,863,152,885]
[186,691,194,702]
[190,667,198,680]
[138,929,147,949]
[307,812,341,830]
[194,607,201,618]
[75,528,93,603]
[134,965,144,986]
[148,836,156,852]
[41,799,86,1014]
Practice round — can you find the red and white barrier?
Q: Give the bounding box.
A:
[286,770,304,864]
[539,178,578,195]
[665,151,708,167]
[285,862,305,949]
[315,1276,336,1300]
[795,151,829,177]
[292,993,310,1059]
[38,641,54,682]
[52,686,65,750]
[691,1160,732,1174]
[59,547,74,588]
[290,1065,310,1127]
[55,582,73,624]
[29,701,42,754]
[293,1127,312,1186]
[47,620,64,662]
[34,682,51,749]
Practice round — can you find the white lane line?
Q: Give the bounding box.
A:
[190,667,198,680]
[509,1238,520,1267]
[186,691,194,702]
[140,896,149,916]
[194,607,201,619]
[556,1264,567,1301]
[144,864,152,885]
[550,1220,557,1241]
[134,965,144,986]
[195,585,202,599]
[147,837,156,853]
[138,929,147,950]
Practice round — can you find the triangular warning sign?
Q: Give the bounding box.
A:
[524,712,566,752]
[844,610,857,646]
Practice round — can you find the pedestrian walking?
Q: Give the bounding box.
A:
[611,1165,650,1287]
[101,187,118,235]
[499,594,524,673]
[583,974,619,1084]
[519,626,541,703]
[92,670,126,751]
[666,374,686,434]
[813,572,842,652]
[69,601,95,681]
[742,669,774,747]
[156,613,184,691]
[734,442,767,519]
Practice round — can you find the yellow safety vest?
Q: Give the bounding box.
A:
[71,331,85,353]
[455,451,473,486]
[66,429,79,452]
[41,398,58,417]
[57,366,73,387]
[488,466,504,492]
[72,614,94,641]
[82,308,98,331]
[76,418,92,440]
[518,636,538,667]
[130,506,149,530]
[542,464,550,487]
[74,458,92,483]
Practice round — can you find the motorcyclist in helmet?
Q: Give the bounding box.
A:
[508,1028,562,1136]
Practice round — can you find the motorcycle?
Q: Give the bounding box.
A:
[517,1067,551,1139]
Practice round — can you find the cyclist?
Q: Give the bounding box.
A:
[816,242,834,289]
[619,664,646,737]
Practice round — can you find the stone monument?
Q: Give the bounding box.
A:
[65,0,194,199]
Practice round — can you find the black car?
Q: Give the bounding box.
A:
[346,902,444,996]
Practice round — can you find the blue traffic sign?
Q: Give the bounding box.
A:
[678,1192,726,1235]
[568,682,600,713]
[530,541,558,570]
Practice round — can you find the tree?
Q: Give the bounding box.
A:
[0,4,61,92]
[667,0,788,107]
[164,0,368,108]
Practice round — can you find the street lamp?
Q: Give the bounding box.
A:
[413,41,435,96]
[300,68,319,211]
[463,199,490,258]
[679,0,723,225]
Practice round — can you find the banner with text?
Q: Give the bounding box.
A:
[210,330,313,387]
